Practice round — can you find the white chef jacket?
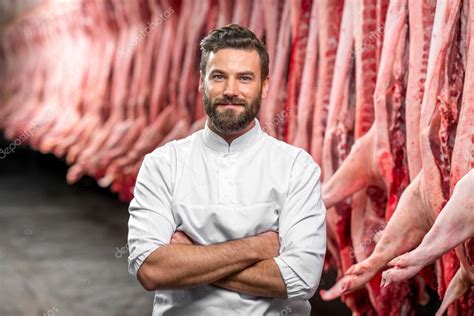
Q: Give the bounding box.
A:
[128,118,326,316]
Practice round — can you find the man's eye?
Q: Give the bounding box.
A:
[240,76,252,81]
[212,74,224,80]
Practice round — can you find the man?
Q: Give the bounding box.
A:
[128,24,326,315]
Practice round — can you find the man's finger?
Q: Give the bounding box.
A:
[171,231,194,244]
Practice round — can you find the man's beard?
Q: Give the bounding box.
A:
[203,88,262,134]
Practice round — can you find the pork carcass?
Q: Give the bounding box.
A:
[382,170,474,316]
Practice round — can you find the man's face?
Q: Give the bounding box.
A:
[200,48,269,134]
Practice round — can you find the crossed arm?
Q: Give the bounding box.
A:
[137,230,287,298]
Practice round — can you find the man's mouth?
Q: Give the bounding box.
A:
[216,103,245,109]
[215,98,246,107]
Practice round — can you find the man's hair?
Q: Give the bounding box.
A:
[199,24,269,80]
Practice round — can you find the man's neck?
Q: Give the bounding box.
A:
[208,120,256,145]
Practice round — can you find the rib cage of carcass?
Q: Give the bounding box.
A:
[0,0,472,315]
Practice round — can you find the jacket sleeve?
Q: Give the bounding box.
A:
[274,151,327,300]
[127,147,177,276]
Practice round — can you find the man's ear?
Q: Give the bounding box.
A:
[198,72,204,92]
[261,77,270,99]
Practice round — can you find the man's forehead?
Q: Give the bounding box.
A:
[206,48,261,74]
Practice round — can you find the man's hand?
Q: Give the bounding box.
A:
[170,231,194,245]
[211,231,286,298]
[254,231,280,258]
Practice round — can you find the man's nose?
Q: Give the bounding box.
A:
[223,77,239,97]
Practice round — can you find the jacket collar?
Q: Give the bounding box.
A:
[203,118,263,153]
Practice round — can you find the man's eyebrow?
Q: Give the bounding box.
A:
[209,69,226,75]
[208,69,256,77]
[236,71,256,77]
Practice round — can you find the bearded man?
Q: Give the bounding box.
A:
[128,24,326,316]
